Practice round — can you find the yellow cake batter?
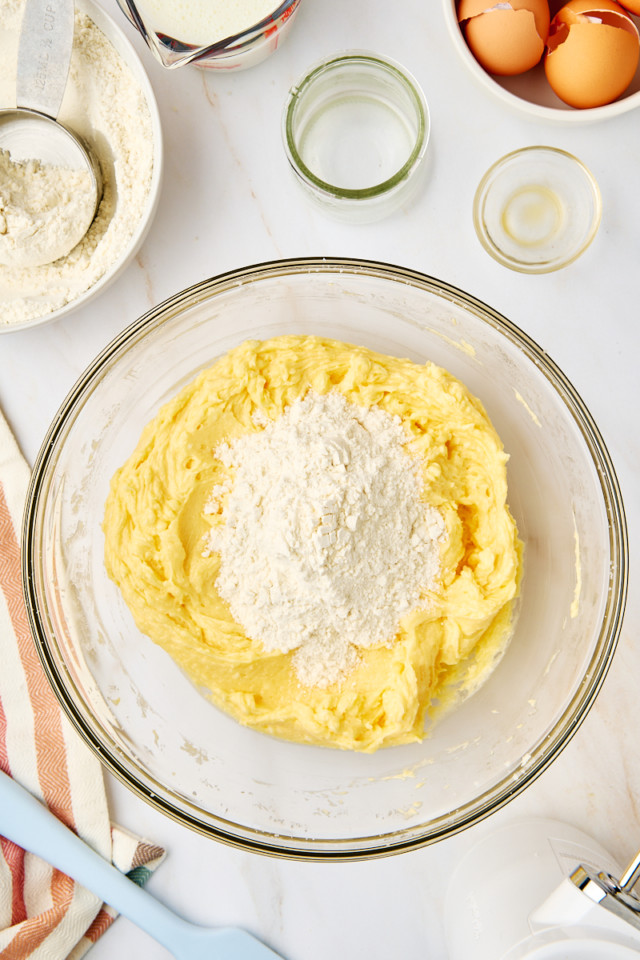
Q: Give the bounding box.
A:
[103,335,522,752]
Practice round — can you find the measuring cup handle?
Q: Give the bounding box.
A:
[16,0,75,119]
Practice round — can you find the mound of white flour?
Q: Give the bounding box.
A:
[0,150,94,268]
[205,392,446,687]
[0,1,155,326]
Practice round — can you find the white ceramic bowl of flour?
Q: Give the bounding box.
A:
[0,0,163,334]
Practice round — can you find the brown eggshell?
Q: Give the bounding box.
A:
[618,0,640,13]
[458,0,550,36]
[545,2,640,107]
[458,0,550,76]
[553,0,631,18]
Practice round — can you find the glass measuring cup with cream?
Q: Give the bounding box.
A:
[0,0,102,268]
[116,0,302,70]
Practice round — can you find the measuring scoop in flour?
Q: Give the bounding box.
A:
[0,0,103,268]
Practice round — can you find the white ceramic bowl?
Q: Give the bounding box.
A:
[443,0,640,123]
[0,0,163,334]
[23,259,627,860]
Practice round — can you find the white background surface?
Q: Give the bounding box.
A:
[1,1,640,957]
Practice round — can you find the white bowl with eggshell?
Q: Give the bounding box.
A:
[443,0,640,122]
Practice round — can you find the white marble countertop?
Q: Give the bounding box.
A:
[1,1,640,957]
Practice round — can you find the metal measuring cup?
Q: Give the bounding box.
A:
[0,0,103,267]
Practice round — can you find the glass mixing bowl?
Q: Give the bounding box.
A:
[23,259,627,861]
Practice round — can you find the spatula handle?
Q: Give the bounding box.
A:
[0,769,190,954]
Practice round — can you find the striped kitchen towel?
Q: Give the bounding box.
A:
[0,409,165,959]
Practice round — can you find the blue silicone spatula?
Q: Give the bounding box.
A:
[0,768,285,960]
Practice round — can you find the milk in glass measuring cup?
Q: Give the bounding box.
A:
[116,0,302,70]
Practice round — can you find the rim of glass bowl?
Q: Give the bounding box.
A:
[473,146,603,275]
[22,257,628,861]
[282,52,429,202]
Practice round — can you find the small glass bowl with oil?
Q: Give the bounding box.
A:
[473,146,602,274]
[282,51,430,223]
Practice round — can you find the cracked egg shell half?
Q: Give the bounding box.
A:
[545,0,640,107]
[457,0,551,75]
[618,0,640,13]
